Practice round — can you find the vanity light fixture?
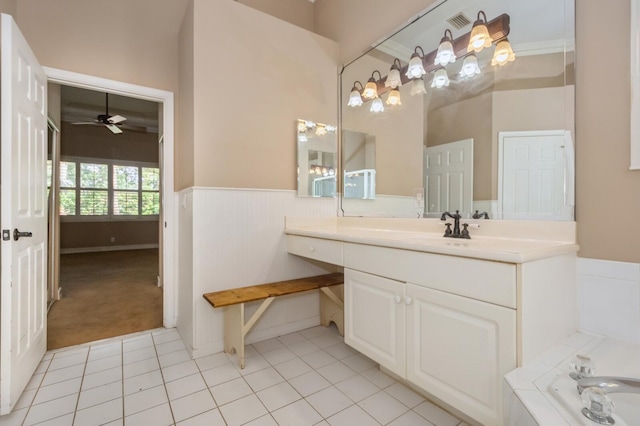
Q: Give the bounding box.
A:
[405,46,427,79]
[410,78,427,96]
[363,70,382,100]
[386,89,401,106]
[385,58,403,89]
[297,120,307,133]
[491,38,516,66]
[370,96,384,113]
[434,29,456,66]
[431,68,450,88]
[347,81,364,107]
[467,11,492,53]
[459,54,481,77]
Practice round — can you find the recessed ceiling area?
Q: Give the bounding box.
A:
[60,85,159,134]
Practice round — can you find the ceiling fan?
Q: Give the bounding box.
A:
[72,93,127,134]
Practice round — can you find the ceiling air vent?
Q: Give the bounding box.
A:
[447,13,471,30]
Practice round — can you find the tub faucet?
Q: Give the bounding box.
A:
[440,210,470,239]
[577,376,640,395]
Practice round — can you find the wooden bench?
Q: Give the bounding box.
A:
[203,272,344,369]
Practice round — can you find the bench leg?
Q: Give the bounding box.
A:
[320,285,344,336]
[224,304,246,369]
[224,297,276,369]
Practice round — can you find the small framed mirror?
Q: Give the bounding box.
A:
[296,119,337,198]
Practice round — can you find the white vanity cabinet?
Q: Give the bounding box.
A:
[344,269,406,377]
[406,283,516,426]
[344,267,516,426]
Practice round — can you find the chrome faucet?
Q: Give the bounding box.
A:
[577,376,640,395]
[440,210,470,239]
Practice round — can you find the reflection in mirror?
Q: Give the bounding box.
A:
[297,119,337,198]
[343,130,376,199]
[340,0,575,220]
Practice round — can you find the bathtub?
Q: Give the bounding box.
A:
[505,333,640,426]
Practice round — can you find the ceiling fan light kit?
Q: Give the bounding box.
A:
[72,93,128,134]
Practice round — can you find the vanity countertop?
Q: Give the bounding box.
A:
[284,217,579,263]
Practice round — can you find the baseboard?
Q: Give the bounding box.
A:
[60,244,159,254]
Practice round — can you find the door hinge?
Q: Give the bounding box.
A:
[2,229,10,241]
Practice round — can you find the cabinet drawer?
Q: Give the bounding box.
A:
[287,235,343,266]
[343,243,516,308]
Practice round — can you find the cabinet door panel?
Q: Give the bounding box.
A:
[345,269,406,377]
[406,284,516,426]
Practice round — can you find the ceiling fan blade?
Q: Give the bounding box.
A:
[109,114,127,124]
[106,124,123,134]
[71,121,101,126]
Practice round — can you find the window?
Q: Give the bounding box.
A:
[59,158,159,220]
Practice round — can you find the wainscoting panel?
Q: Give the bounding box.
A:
[188,188,338,356]
[577,257,640,344]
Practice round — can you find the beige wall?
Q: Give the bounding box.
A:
[238,0,315,33]
[60,221,158,250]
[576,1,640,263]
[15,0,187,93]
[0,0,16,17]
[189,0,338,189]
[315,0,438,63]
[177,0,195,190]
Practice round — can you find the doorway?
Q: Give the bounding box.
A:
[44,68,177,348]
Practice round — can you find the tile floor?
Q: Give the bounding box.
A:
[0,325,467,426]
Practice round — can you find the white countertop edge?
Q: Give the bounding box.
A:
[284,227,579,263]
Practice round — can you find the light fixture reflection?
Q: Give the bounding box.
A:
[363,70,382,100]
[459,54,481,77]
[467,11,492,53]
[297,120,307,133]
[370,97,384,113]
[405,46,426,79]
[385,58,403,89]
[410,78,427,96]
[386,89,401,106]
[315,124,327,136]
[434,29,456,66]
[491,39,516,66]
[431,68,450,88]
[347,81,364,107]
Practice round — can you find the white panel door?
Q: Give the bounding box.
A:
[344,269,406,377]
[406,284,516,426]
[423,139,473,217]
[0,13,48,415]
[499,131,567,220]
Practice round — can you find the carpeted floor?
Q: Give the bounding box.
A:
[47,249,163,350]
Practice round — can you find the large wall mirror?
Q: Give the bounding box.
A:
[340,0,575,220]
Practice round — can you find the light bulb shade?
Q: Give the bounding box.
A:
[459,54,481,77]
[386,89,401,106]
[434,40,456,66]
[410,78,427,96]
[431,68,450,88]
[370,97,384,113]
[405,54,426,79]
[385,68,402,89]
[363,79,378,99]
[492,39,516,66]
[467,13,492,53]
[297,121,307,132]
[348,89,363,107]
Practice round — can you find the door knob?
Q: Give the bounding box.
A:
[13,229,33,241]
[394,294,401,304]
[404,296,413,305]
